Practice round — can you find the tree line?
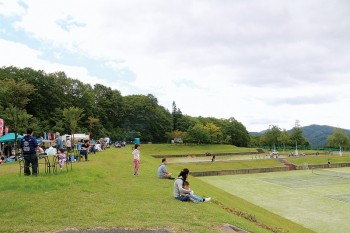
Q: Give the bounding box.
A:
[250,124,350,151]
[1,66,347,149]
[0,66,251,145]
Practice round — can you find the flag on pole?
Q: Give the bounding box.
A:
[0,119,3,137]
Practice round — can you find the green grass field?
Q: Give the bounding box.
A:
[199,168,350,233]
[1,144,344,232]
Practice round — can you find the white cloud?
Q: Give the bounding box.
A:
[0,1,26,17]
[1,0,350,132]
[0,39,104,87]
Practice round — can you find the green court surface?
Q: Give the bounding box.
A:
[199,168,350,233]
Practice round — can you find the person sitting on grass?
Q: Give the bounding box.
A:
[174,169,191,202]
[174,168,211,203]
[181,181,211,204]
[157,158,174,179]
[57,148,67,171]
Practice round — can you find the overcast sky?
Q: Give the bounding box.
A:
[1,0,349,132]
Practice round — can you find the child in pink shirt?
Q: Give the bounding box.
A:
[132,144,140,176]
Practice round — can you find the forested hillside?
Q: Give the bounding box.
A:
[0,66,250,145]
[251,124,350,149]
[300,124,350,148]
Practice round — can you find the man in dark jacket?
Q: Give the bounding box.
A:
[20,128,41,176]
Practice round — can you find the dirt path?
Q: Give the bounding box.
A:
[55,224,249,233]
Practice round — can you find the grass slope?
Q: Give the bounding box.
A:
[0,144,313,233]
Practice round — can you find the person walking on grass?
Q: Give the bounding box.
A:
[132,144,141,176]
[158,158,174,179]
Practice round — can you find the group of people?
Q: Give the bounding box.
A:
[133,145,211,204]
[76,139,91,161]
[1,143,13,157]
[19,128,92,176]
[20,128,69,175]
[173,168,211,204]
[21,131,212,204]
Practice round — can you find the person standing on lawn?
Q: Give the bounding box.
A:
[20,128,42,176]
[132,144,141,176]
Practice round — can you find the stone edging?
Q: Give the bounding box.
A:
[190,162,350,177]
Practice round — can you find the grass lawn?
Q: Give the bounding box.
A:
[200,168,350,233]
[168,159,283,172]
[144,144,255,156]
[0,144,315,233]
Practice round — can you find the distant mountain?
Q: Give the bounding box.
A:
[299,124,350,148]
[250,124,350,148]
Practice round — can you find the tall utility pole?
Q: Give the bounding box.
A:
[294,120,300,156]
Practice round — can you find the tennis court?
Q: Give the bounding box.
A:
[199,167,350,233]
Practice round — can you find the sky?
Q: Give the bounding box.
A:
[0,0,349,132]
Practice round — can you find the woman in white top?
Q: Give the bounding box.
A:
[132,144,141,176]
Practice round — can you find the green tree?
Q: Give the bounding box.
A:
[328,128,350,151]
[0,78,35,109]
[123,94,171,142]
[185,123,210,144]
[278,129,290,151]
[171,130,185,139]
[62,107,84,141]
[88,116,100,138]
[264,125,281,149]
[223,118,250,147]
[1,106,34,151]
[177,115,198,132]
[204,122,222,144]
[290,126,309,148]
[249,135,261,147]
[2,106,33,135]
[172,101,184,131]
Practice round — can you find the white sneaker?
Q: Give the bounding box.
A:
[204,197,211,202]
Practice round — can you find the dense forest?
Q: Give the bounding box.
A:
[0,66,250,145]
[2,66,348,150]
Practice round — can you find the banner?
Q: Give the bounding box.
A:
[4,125,9,135]
[0,118,3,137]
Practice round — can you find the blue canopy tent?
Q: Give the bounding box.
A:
[0,133,23,143]
[0,133,24,159]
